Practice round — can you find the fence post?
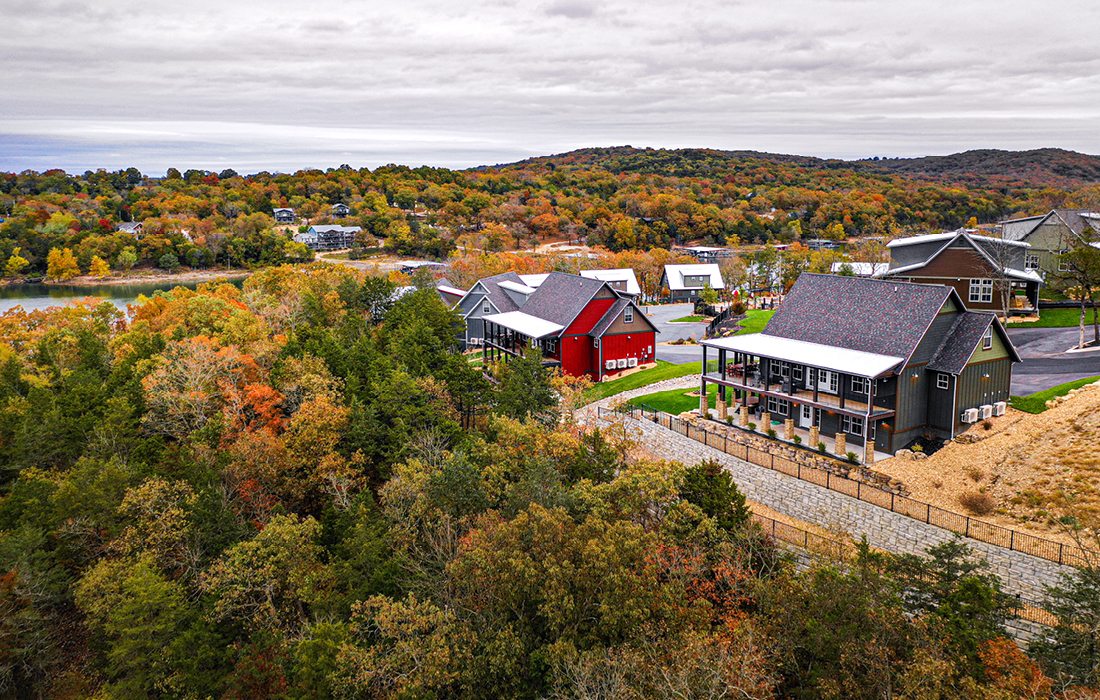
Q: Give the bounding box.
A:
[891,492,895,511]
[926,504,931,524]
[965,518,970,537]
[1059,544,1063,566]
[1010,530,1014,550]
[857,481,861,500]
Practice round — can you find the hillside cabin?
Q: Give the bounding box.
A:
[331,203,351,217]
[999,209,1100,280]
[458,272,656,380]
[274,207,296,223]
[883,230,1041,317]
[117,222,143,237]
[579,268,641,296]
[698,274,1019,464]
[294,225,360,250]
[661,263,725,302]
[678,246,734,263]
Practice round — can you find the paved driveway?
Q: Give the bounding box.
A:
[1008,326,1100,394]
[638,303,707,364]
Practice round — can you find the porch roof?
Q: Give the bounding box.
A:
[483,311,564,339]
[701,333,904,378]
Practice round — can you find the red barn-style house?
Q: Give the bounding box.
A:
[471,272,657,380]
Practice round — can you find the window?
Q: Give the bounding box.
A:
[624,307,634,324]
[483,301,491,313]
[766,396,789,415]
[778,361,791,379]
[1058,251,1070,272]
[982,326,993,350]
[816,369,839,394]
[936,372,950,390]
[792,365,804,382]
[851,377,869,395]
[1025,254,1040,270]
[841,415,864,435]
[969,278,993,303]
[546,339,557,354]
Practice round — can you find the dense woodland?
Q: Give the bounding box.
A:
[4,147,1100,280]
[1,264,1099,698]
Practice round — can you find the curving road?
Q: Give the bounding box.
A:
[1008,327,1100,394]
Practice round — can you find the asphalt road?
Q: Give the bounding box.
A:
[646,305,1100,395]
[1007,326,1100,394]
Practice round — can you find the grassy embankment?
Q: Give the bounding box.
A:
[669,315,706,323]
[1010,376,1100,414]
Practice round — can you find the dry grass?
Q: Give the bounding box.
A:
[958,491,996,516]
[875,379,1100,543]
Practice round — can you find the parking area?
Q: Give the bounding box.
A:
[638,303,707,365]
[1008,327,1100,394]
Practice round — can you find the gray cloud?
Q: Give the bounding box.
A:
[0,0,1097,173]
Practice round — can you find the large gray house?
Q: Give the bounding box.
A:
[699,274,1020,463]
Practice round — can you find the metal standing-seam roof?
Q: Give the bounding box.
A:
[701,334,905,378]
[579,268,642,295]
[663,263,725,290]
[481,311,564,339]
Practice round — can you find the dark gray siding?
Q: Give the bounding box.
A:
[926,370,956,431]
[892,364,932,449]
[954,359,1013,431]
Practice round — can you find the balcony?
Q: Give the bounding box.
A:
[703,369,895,420]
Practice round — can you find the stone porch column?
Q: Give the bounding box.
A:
[784,418,794,441]
[864,438,876,465]
[835,432,847,456]
[809,425,819,448]
[760,412,770,432]
[717,396,728,421]
[699,379,709,418]
[739,406,749,427]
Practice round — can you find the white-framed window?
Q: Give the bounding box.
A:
[778,361,791,378]
[1025,254,1040,270]
[969,278,993,303]
[483,301,491,313]
[982,326,993,350]
[546,339,557,354]
[624,306,634,323]
[792,365,804,382]
[851,377,869,395]
[936,372,950,390]
[1058,251,1070,272]
[766,396,789,415]
[841,415,864,435]
[815,369,839,394]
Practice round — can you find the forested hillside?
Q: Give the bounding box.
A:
[3,147,1099,281]
[864,148,1100,189]
[1,265,1099,697]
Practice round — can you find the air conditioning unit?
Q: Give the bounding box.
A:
[993,401,1006,416]
[627,357,638,368]
[979,404,993,419]
[605,360,616,370]
[616,358,627,369]
[962,408,979,424]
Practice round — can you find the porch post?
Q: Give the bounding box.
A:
[700,376,709,418]
[839,373,846,409]
[835,430,847,457]
[864,379,876,465]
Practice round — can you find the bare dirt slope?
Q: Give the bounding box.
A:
[876,381,1100,542]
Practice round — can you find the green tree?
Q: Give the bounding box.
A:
[158,252,181,272]
[89,254,110,278]
[680,459,751,532]
[116,246,138,271]
[1031,565,1100,688]
[495,344,558,425]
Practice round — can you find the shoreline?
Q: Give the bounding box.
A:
[5,268,253,288]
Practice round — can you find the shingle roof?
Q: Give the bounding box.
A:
[579,268,641,295]
[762,273,953,359]
[885,230,1037,281]
[927,312,994,374]
[519,272,608,327]
[590,297,658,336]
[1004,210,1100,242]
[474,272,526,313]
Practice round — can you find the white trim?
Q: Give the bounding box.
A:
[702,334,903,378]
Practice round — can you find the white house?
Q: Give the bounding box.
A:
[660,263,725,302]
[579,268,641,296]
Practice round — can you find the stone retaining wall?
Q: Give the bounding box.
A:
[595,412,1074,602]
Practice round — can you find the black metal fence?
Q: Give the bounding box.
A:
[600,404,1094,569]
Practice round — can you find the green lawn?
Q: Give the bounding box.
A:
[670,315,706,323]
[1010,376,1100,414]
[628,383,718,414]
[735,309,774,335]
[583,360,702,401]
[1007,307,1099,328]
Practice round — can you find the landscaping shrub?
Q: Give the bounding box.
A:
[767,429,777,438]
[817,442,826,453]
[846,452,859,464]
[748,422,757,431]
[793,435,802,445]
[959,491,996,516]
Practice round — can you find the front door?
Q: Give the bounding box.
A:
[798,404,814,428]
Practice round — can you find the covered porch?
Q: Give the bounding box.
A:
[699,334,902,465]
[482,312,563,368]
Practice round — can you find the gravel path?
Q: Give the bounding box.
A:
[574,375,698,424]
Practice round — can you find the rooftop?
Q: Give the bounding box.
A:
[702,333,904,378]
[482,311,564,339]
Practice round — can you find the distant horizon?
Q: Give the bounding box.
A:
[3,141,1099,178]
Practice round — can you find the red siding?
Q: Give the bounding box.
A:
[598,331,656,378]
[560,334,596,377]
[565,298,616,334]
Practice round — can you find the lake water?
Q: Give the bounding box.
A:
[0,281,233,314]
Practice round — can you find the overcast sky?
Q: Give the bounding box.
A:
[3,0,1099,174]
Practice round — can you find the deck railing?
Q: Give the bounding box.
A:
[599,404,1094,569]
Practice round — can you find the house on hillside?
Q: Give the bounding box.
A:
[882,229,1041,316]
[117,222,143,237]
[698,274,1020,464]
[274,207,296,223]
[661,264,725,302]
[999,209,1100,279]
[579,268,641,296]
[678,246,734,263]
[331,202,351,217]
[830,261,888,278]
[457,272,656,379]
[294,225,360,250]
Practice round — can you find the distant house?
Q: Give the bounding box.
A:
[461,272,656,380]
[699,274,1020,464]
[117,222,143,237]
[294,225,360,250]
[883,230,1041,316]
[436,281,466,307]
[331,203,351,217]
[400,260,447,275]
[274,207,296,223]
[830,261,889,278]
[579,268,641,296]
[661,263,725,302]
[999,209,1100,279]
[805,238,843,251]
[678,245,734,263]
